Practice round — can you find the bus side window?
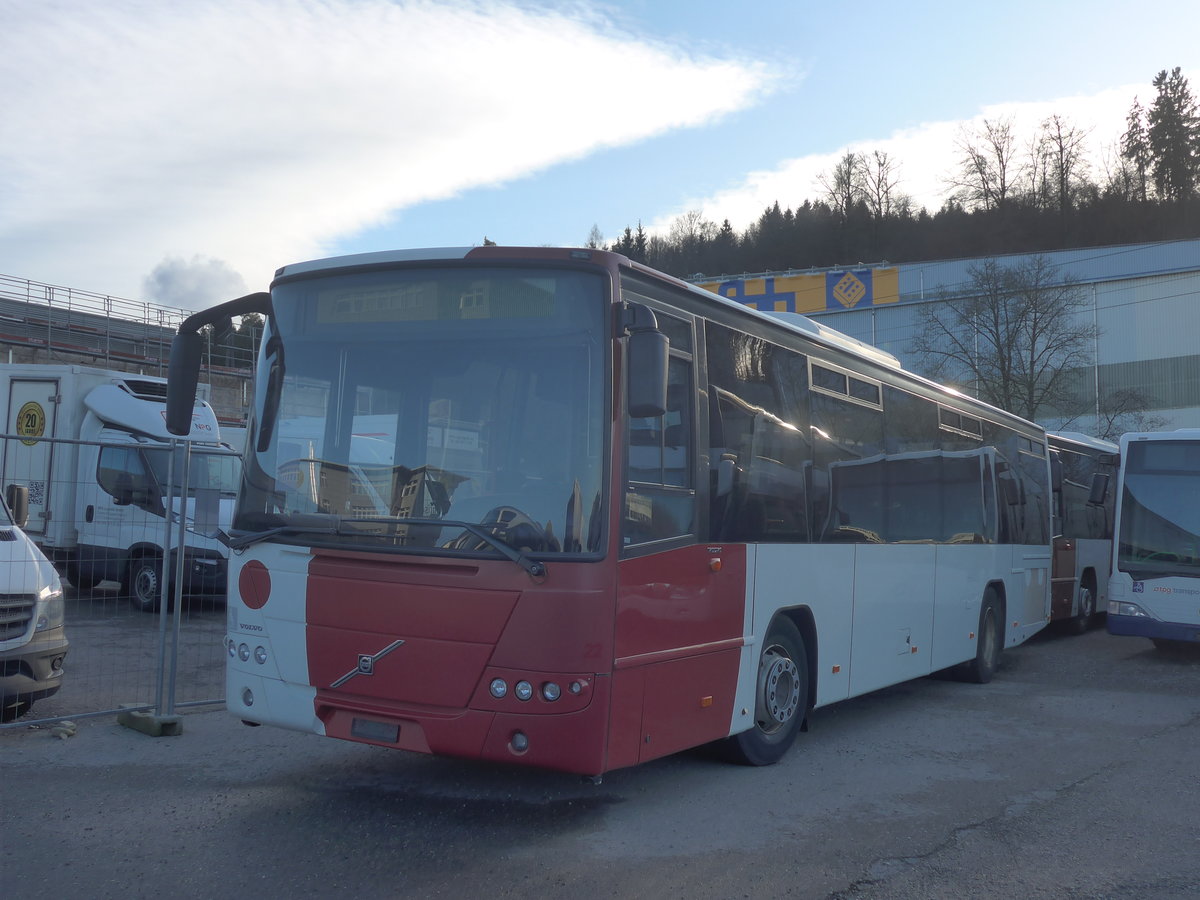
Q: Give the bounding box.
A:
[623,356,695,548]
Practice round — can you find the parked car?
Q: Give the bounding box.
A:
[1,485,68,722]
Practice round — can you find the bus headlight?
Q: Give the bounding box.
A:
[1110,601,1150,617]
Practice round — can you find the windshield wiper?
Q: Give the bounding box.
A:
[226,513,341,549]
[343,516,547,578]
[229,514,546,577]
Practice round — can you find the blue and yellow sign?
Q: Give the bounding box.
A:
[697,267,899,314]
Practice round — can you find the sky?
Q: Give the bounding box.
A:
[1,0,1198,311]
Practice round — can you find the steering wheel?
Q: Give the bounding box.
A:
[480,505,559,552]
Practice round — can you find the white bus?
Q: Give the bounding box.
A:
[165,247,1052,776]
[1108,429,1200,648]
[1048,432,1118,634]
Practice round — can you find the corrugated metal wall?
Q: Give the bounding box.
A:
[805,240,1200,432]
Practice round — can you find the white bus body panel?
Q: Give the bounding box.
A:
[226,547,325,735]
[732,540,1049,731]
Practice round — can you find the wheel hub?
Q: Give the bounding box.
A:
[760,648,800,728]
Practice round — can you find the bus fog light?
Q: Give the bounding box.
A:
[227,639,236,658]
[541,682,561,702]
[489,678,508,698]
[238,643,251,661]
[254,646,268,665]
[514,680,533,701]
[510,731,529,753]
[241,688,254,707]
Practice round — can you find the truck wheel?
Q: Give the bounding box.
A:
[66,561,101,591]
[127,555,163,613]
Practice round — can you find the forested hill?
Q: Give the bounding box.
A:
[601,67,1200,279]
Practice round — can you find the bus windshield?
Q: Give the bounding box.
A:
[235,266,607,559]
[1117,439,1200,578]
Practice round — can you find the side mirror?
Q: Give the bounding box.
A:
[166,291,273,437]
[1000,475,1021,506]
[715,454,736,498]
[5,484,29,528]
[166,331,204,436]
[624,303,667,418]
[1088,472,1110,506]
[1050,453,1063,492]
[111,473,134,506]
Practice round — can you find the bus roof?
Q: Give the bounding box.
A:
[1048,431,1119,453]
[268,245,1040,436]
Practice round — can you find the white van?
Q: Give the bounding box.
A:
[0,486,67,722]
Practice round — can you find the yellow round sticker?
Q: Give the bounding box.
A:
[17,401,46,446]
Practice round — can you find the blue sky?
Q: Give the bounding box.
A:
[1,0,1197,309]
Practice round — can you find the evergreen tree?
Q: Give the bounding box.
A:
[1120,98,1152,202]
[1147,67,1200,201]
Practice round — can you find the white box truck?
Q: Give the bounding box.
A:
[1,364,240,611]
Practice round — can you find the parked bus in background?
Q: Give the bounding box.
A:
[1108,430,1200,649]
[1048,432,1119,634]
[164,247,1052,777]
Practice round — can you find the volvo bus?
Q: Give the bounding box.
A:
[1108,429,1200,648]
[165,247,1052,776]
[1048,432,1118,634]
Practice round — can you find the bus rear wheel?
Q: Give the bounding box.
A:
[963,589,1002,684]
[1066,583,1096,636]
[722,617,808,766]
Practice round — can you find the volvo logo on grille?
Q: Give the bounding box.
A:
[330,639,405,689]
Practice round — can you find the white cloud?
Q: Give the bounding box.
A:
[143,256,248,312]
[0,0,774,303]
[653,84,1148,237]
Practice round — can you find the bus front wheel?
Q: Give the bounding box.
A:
[722,617,808,766]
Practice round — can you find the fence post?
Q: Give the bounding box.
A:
[118,438,185,737]
[165,441,192,718]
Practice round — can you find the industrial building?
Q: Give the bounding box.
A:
[696,238,1200,434]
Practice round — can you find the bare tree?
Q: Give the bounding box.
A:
[1042,115,1092,213]
[911,255,1099,421]
[817,152,863,220]
[668,209,718,246]
[859,150,902,220]
[585,224,604,249]
[948,117,1019,211]
[1096,387,1169,441]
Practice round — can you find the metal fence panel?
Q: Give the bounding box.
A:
[1,434,228,728]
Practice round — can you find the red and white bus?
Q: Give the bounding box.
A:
[166,247,1052,776]
[1048,432,1118,634]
